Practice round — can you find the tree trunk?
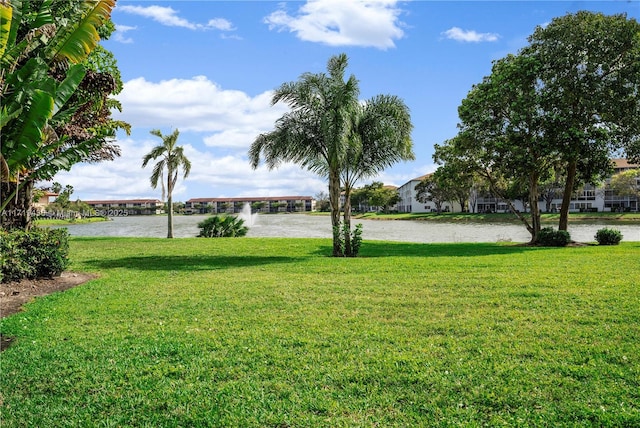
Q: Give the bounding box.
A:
[1,179,34,230]
[528,173,541,244]
[328,170,343,256]
[342,188,352,256]
[559,160,577,231]
[167,174,174,239]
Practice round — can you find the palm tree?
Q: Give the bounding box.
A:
[142,129,191,238]
[338,94,414,255]
[249,54,413,256]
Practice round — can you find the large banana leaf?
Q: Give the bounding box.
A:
[45,0,115,64]
[0,0,12,58]
[53,63,86,115]
[4,89,54,172]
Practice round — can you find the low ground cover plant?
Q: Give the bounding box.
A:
[1,237,639,426]
[595,227,623,245]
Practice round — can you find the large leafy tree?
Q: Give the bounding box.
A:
[528,11,640,231]
[0,0,128,229]
[142,129,191,239]
[437,53,553,242]
[249,53,413,256]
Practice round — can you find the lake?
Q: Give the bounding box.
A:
[55,214,640,243]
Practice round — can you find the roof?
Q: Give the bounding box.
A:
[84,199,162,204]
[612,158,639,169]
[187,196,313,203]
[411,173,432,182]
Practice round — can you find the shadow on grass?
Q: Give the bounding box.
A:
[314,241,555,258]
[84,255,300,272]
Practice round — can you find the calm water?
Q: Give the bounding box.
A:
[56,214,640,243]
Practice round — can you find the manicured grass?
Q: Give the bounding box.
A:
[1,237,639,426]
[359,211,640,224]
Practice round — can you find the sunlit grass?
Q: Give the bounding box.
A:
[1,237,639,426]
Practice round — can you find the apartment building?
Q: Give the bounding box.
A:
[84,199,164,215]
[397,158,639,213]
[184,196,315,214]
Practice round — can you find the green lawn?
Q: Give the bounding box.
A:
[1,237,639,427]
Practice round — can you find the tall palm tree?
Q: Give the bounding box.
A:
[339,94,414,254]
[142,129,191,238]
[249,53,359,256]
[249,53,414,256]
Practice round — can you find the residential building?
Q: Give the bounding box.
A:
[397,173,461,213]
[398,158,639,213]
[32,192,58,212]
[184,196,315,214]
[84,199,163,215]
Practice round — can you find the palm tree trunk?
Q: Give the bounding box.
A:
[328,169,343,257]
[167,174,174,238]
[559,160,577,231]
[342,188,352,256]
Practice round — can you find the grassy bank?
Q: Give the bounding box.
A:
[34,216,108,226]
[358,211,640,224]
[1,237,639,426]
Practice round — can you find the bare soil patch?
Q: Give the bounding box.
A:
[0,272,96,351]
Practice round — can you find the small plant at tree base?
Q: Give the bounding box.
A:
[333,222,364,257]
[536,227,571,247]
[197,215,248,238]
[595,228,623,245]
[350,223,364,257]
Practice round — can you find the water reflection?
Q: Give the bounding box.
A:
[54,214,640,243]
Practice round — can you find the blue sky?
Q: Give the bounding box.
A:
[54,0,640,202]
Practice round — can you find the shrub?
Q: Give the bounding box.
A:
[536,227,571,247]
[595,228,623,245]
[0,227,70,282]
[197,215,248,238]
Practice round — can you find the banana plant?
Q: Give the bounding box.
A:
[0,0,116,222]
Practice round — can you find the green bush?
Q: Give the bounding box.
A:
[197,215,248,238]
[0,227,70,282]
[536,227,571,247]
[595,228,623,245]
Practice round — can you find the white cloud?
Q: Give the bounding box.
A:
[264,0,405,49]
[442,27,499,43]
[113,24,137,43]
[118,5,235,32]
[114,76,288,145]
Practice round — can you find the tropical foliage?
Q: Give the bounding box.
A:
[197,215,248,238]
[142,129,191,238]
[250,53,413,256]
[0,0,128,229]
